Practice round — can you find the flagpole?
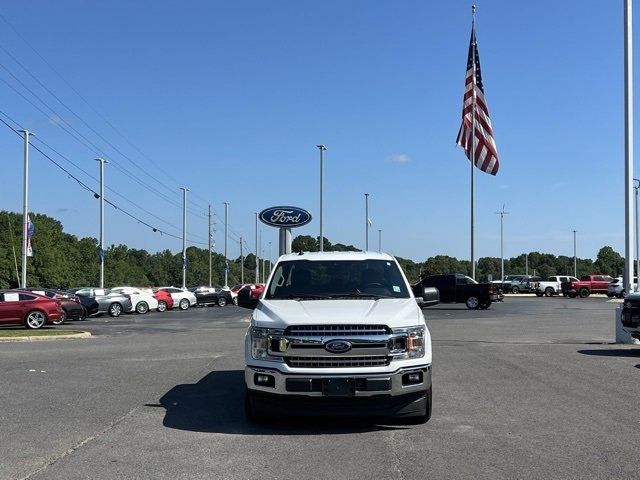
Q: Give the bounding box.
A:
[470,4,477,280]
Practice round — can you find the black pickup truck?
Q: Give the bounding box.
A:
[412,273,500,309]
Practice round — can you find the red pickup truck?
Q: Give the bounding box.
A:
[567,275,613,298]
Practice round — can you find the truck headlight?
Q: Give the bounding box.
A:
[250,327,285,362]
[392,326,426,359]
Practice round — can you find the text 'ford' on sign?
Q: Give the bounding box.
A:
[259,206,312,228]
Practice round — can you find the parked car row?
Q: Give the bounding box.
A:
[0,283,266,329]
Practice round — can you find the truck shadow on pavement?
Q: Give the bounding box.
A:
[150,370,408,435]
[577,349,640,357]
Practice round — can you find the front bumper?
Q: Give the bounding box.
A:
[245,364,431,397]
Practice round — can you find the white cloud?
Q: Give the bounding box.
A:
[387,153,411,164]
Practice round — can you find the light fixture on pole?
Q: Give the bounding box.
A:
[316,145,326,251]
[223,202,229,289]
[95,158,107,288]
[364,193,370,251]
[180,188,188,289]
[495,205,509,282]
[18,129,33,289]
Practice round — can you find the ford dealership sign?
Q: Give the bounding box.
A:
[259,206,312,228]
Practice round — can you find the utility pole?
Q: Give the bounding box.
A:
[573,230,577,278]
[378,229,382,253]
[180,188,188,289]
[525,253,528,276]
[317,144,326,251]
[208,204,212,288]
[495,205,509,281]
[364,193,370,251]
[624,0,635,296]
[223,202,229,289]
[240,237,244,284]
[96,158,107,288]
[19,129,33,289]
[255,212,259,283]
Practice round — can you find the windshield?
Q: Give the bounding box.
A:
[265,259,410,299]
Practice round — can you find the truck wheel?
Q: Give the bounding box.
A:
[621,290,627,298]
[479,302,491,310]
[466,296,480,309]
[545,287,554,297]
[511,286,520,294]
[569,293,577,298]
[535,292,544,297]
[579,288,590,298]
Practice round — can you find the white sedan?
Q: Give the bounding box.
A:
[109,287,159,314]
[158,287,197,310]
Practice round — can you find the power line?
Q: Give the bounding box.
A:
[0,116,208,247]
[0,12,212,214]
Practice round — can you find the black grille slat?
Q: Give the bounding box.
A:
[286,324,390,337]
[286,356,390,368]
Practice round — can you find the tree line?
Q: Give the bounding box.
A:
[0,211,627,289]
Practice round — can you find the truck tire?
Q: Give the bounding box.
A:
[479,302,491,309]
[579,288,590,298]
[466,296,480,309]
[545,287,554,297]
[535,292,544,297]
[511,286,520,294]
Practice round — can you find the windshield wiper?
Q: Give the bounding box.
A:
[286,294,332,300]
[328,291,395,299]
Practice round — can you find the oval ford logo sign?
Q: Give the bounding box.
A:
[324,339,352,354]
[259,206,312,228]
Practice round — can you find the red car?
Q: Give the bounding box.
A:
[237,283,265,299]
[153,289,174,312]
[0,290,63,329]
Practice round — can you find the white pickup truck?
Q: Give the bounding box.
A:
[238,251,438,423]
[534,276,578,297]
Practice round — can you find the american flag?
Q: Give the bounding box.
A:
[456,27,499,176]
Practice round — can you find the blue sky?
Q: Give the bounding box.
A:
[0,0,632,263]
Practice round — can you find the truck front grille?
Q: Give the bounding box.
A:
[286,355,390,368]
[285,324,390,337]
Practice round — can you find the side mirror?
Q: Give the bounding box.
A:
[421,287,439,308]
[238,287,259,309]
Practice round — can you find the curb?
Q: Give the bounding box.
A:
[0,331,92,342]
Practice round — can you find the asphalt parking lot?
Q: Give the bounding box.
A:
[1,298,639,480]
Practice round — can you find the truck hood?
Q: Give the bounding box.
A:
[253,298,424,329]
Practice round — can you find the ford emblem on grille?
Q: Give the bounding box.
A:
[324,339,352,353]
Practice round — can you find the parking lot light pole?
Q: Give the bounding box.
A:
[181,187,188,289]
[364,193,370,251]
[95,158,107,288]
[224,202,229,289]
[208,203,212,288]
[240,236,244,284]
[525,253,528,276]
[316,145,326,251]
[378,229,382,253]
[495,205,509,282]
[255,212,259,283]
[635,179,640,290]
[18,129,33,289]
[573,230,577,278]
[625,0,635,296]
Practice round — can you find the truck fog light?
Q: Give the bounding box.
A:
[254,373,275,387]
[402,372,423,385]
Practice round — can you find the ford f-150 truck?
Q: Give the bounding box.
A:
[566,275,613,298]
[534,276,579,297]
[238,251,438,423]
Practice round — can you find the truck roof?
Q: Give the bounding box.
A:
[277,251,396,262]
